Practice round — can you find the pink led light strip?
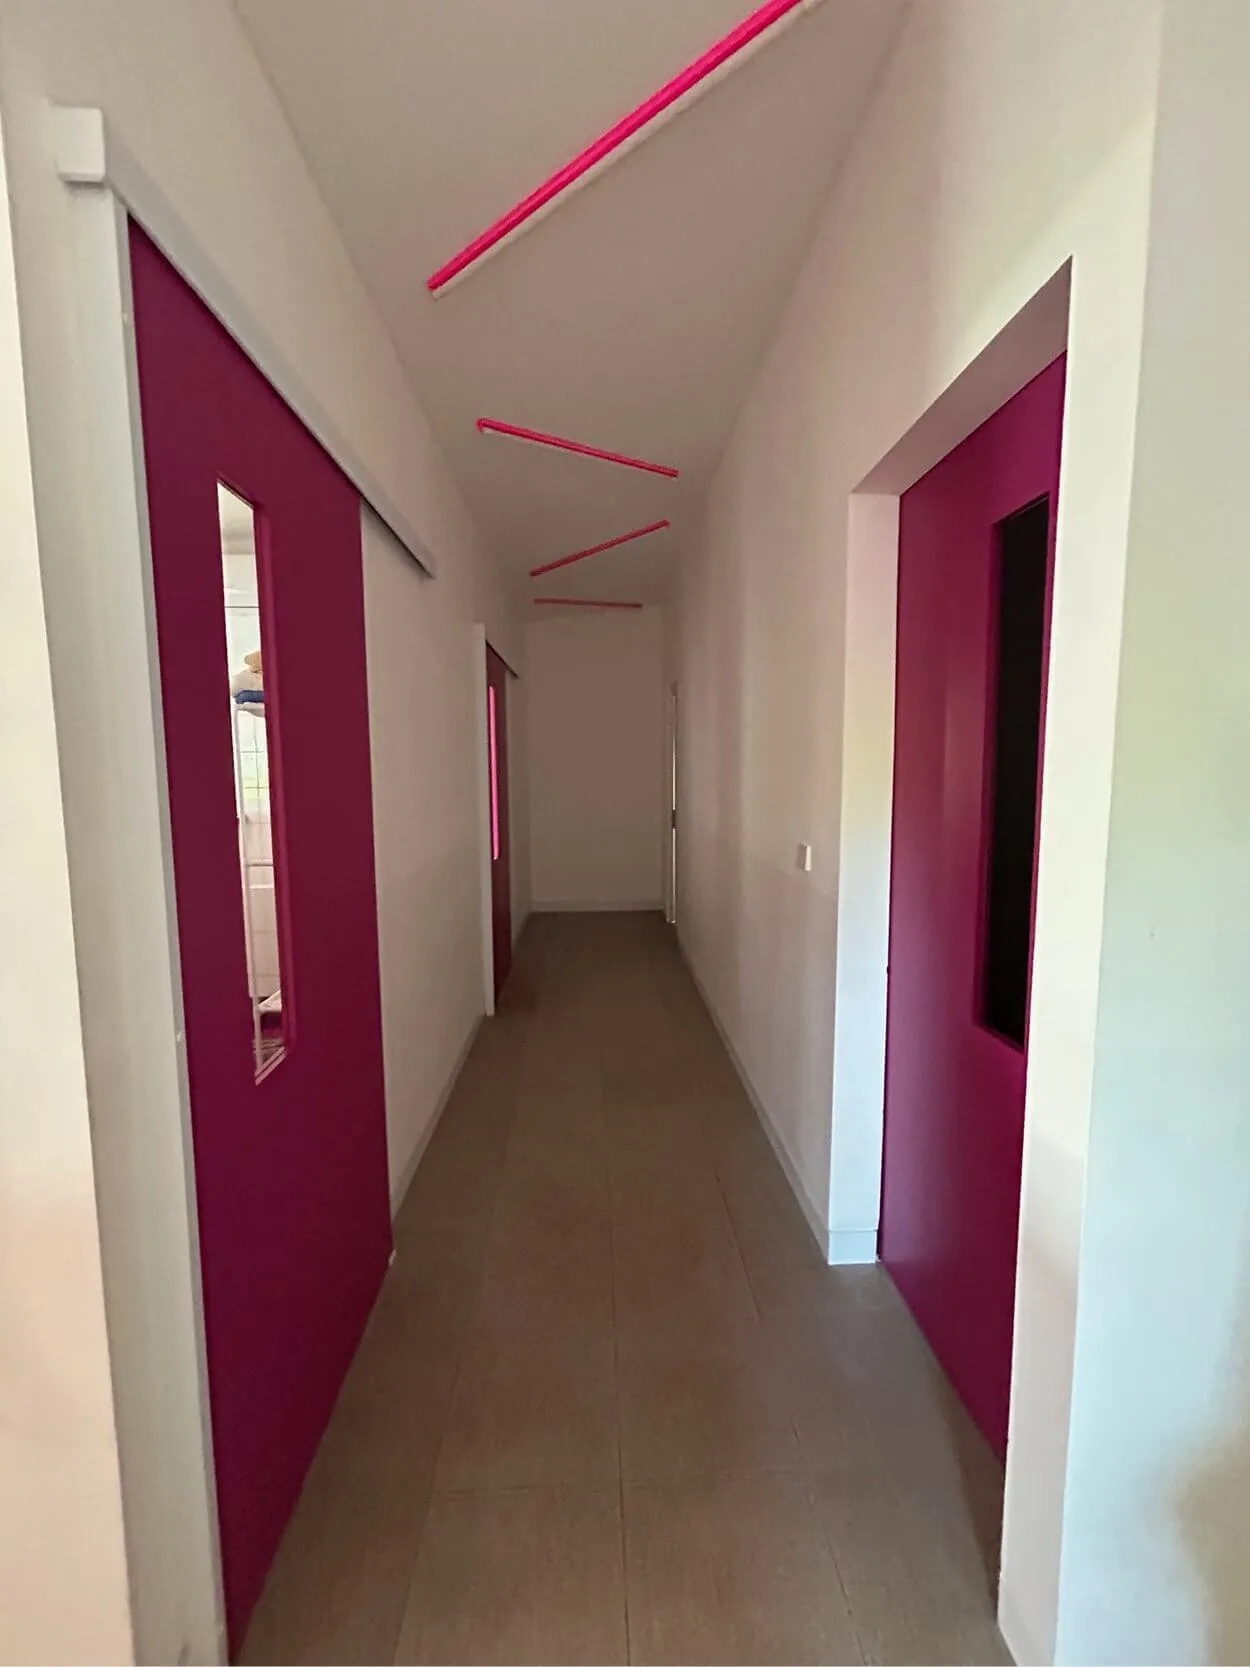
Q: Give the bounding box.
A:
[428,0,818,293]
[477,418,679,479]
[534,598,644,610]
[529,519,669,579]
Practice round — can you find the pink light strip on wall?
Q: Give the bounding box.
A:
[427,0,819,293]
[534,598,644,610]
[477,418,679,479]
[529,518,669,579]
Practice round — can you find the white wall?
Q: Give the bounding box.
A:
[0,3,520,1660]
[0,101,133,1667]
[363,510,523,1208]
[675,2,1162,1661]
[526,608,666,911]
[1052,4,1250,1659]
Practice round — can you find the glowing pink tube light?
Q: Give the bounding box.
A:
[529,519,669,579]
[477,418,679,479]
[534,598,644,610]
[428,0,820,293]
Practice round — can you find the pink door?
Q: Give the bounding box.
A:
[486,646,513,999]
[881,357,1065,1457]
[130,226,392,1646]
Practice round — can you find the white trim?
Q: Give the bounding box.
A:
[474,625,496,1016]
[388,1016,483,1216]
[53,105,436,578]
[56,171,225,1664]
[825,269,1073,1260]
[995,1588,1030,1666]
[679,941,856,1268]
[533,900,665,913]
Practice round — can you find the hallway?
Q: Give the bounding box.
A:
[242,913,1007,1665]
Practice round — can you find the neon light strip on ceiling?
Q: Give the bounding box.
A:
[477,418,679,479]
[534,598,644,610]
[529,519,669,579]
[427,0,823,293]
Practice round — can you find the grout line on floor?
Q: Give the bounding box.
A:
[257,918,1009,1666]
[805,1469,870,1667]
[602,1022,634,1667]
[711,1155,765,1327]
[390,1078,521,1664]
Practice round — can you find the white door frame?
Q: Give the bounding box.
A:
[50,112,223,1665]
[473,623,497,1016]
[45,104,445,1664]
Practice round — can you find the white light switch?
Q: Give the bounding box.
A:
[797,842,812,873]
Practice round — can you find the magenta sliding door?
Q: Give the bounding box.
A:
[130,225,391,1647]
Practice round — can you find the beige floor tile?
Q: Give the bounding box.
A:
[607,1157,728,1225]
[434,1330,618,1490]
[240,1445,430,1665]
[623,1471,863,1665]
[509,1085,606,1144]
[716,1137,814,1246]
[811,1468,1009,1666]
[396,1117,509,1234]
[733,1218,849,1319]
[474,1213,616,1337]
[606,1096,713,1176]
[618,1330,801,1481]
[602,1057,698,1108]
[382,1228,488,1352]
[518,1043,603,1101]
[764,1315,894,1473]
[395,1485,627,1665]
[247,915,1010,1667]
[241,1318,456,1664]
[611,1187,760,1339]
[330,1288,465,1459]
[444,1049,523,1121]
[491,1157,610,1241]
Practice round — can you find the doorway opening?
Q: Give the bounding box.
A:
[879,356,1065,1463]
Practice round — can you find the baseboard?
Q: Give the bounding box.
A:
[678,943,858,1268]
[388,1013,483,1218]
[532,900,664,913]
[995,1584,1033,1665]
[828,1230,878,1265]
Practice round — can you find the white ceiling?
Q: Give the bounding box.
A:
[233,0,906,603]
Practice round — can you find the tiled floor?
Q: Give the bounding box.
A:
[242,912,1009,1666]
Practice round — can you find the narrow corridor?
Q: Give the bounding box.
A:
[243,914,1008,1665]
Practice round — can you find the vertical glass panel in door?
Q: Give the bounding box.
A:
[218,483,287,1073]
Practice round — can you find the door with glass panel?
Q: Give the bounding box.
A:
[881,356,1065,1461]
[129,224,391,1649]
